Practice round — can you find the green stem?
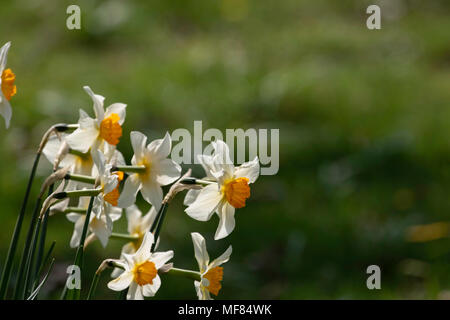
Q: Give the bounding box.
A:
[0,152,41,299]
[65,173,96,185]
[110,233,139,241]
[63,207,87,214]
[151,203,168,252]
[113,165,146,174]
[165,268,201,281]
[56,188,102,199]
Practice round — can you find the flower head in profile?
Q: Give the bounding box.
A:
[65,86,126,154]
[118,131,181,210]
[185,140,260,240]
[66,196,121,248]
[107,232,173,300]
[0,42,17,128]
[191,232,232,300]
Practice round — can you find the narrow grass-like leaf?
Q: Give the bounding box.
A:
[0,152,41,299]
[27,258,55,300]
[32,241,56,292]
[13,197,42,299]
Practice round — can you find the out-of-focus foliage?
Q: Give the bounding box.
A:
[1,0,450,299]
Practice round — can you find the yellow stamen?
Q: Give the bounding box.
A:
[222,177,250,208]
[1,68,17,101]
[104,171,124,206]
[100,113,122,146]
[203,266,223,296]
[132,261,157,286]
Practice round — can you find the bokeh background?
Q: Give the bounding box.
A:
[1,0,450,299]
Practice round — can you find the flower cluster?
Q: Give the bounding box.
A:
[0,42,260,300]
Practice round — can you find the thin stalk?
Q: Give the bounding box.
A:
[151,203,168,252]
[0,152,41,299]
[13,197,42,299]
[63,207,87,214]
[165,268,201,281]
[65,173,96,185]
[110,233,140,241]
[112,165,146,174]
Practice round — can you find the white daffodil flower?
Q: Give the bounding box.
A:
[191,232,232,300]
[111,205,157,278]
[118,131,181,210]
[185,140,260,240]
[91,150,123,219]
[0,42,17,128]
[66,196,121,248]
[65,86,126,154]
[107,232,173,300]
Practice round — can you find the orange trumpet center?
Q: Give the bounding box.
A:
[100,113,122,146]
[133,261,157,286]
[1,68,17,101]
[203,266,224,296]
[104,171,124,206]
[222,177,250,208]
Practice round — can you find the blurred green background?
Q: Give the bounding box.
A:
[1,0,450,299]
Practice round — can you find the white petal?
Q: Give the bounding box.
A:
[134,232,154,263]
[130,131,147,161]
[234,156,260,183]
[65,126,99,153]
[69,215,85,248]
[197,155,217,179]
[108,205,122,221]
[107,271,133,291]
[83,86,105,124]
[154,159,181,186]
[147,132,171,160]
[183,189,201,206]
[0,98,12,129]
[117,174,141,208]
[194,281,203,300]
[214,202,236,240]
[105,103,127,125]
[0,41,11,72]
[185,184,222,222]
[140,180,163,211]
[142,275,161,297]
[151,250,174,269]
[90,216,111,248]
[126,204,142,234]
[127,282,144,300]
[66,212,82,223]
[191,232,209,272]
[212,140,234,174]
[209,245,232,269]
